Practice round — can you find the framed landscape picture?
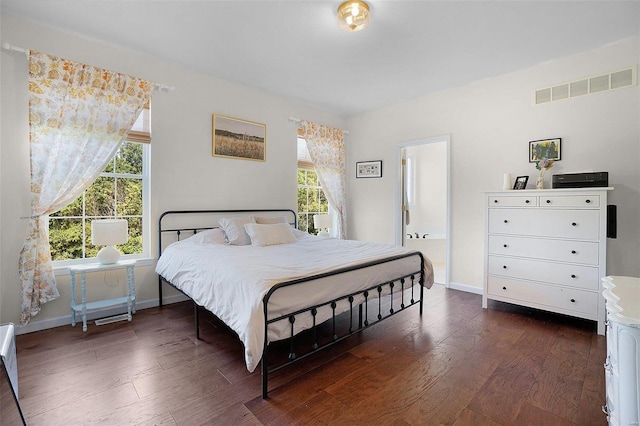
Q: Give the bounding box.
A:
[212,114,266,161]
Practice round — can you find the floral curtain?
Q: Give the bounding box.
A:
[300,120,347,239]
[19,51,153,325]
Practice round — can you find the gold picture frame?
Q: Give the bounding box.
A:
[212,114,266,161]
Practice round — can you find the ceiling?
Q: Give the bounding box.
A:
[2,1,639,117]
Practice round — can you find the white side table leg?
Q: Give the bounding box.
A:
[126,265,133,321]
[128,265,136,315]
[70,271,77,327]
[80,272,87,332]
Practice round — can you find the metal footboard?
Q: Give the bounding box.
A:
[260,251,424,398]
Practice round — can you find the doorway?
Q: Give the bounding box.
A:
[395,136,450,286]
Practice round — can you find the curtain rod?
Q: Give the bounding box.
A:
[2,42,28,56]
[2,42,174,92]
[289,116,349,134]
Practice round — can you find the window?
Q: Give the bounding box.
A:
[297,136,329,234]
[50,110,150,264]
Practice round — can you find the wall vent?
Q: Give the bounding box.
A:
[534,65,637,105]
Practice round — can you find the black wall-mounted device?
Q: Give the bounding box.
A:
[607,205,617,239]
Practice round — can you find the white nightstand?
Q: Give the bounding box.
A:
[69,259,136,332]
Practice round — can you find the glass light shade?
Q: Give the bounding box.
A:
[92,219,128,264]
[337,0,370,32]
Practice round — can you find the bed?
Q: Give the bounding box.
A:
[156,209,434,398]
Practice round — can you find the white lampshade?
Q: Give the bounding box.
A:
[313,214,333,230]
[92,219,128,264]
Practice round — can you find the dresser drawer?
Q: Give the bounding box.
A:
[487,276,599,316]
[488,235,599,265]
[488,208,599,240]
[539,195,600,208]
[488,196,537,207]
[487,255,599,290]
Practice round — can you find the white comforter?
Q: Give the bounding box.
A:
[155,231,433,372]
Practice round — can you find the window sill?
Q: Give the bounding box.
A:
[53,257,155,277]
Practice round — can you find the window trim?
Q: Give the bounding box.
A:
[51,141,151,272]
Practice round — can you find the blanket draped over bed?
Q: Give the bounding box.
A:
[156,230,434,372]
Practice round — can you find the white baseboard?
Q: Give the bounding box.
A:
[448,281,483,295]
[16,293,188,335]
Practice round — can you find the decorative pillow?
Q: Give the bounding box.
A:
[244,223,297,247]
[185,228,227,245]
[254,216,288,225]
[218,216,255,245]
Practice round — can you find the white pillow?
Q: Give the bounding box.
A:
[255,216,287,224]
[219,216,255,245]
[244,223,297,247]
[184,228,227,245]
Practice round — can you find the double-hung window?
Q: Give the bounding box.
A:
[297,135,329,234]
[50,109,151,265]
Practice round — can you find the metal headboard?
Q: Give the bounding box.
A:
[157,208,297,305]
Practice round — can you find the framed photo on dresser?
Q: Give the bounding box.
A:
[513,175,529,190]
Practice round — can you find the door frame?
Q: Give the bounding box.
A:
[394,135,451,287]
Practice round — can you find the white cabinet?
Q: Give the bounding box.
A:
[602,276,640,426]
[483,188,613,335]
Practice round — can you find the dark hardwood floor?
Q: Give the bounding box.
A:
[16,284,607,425]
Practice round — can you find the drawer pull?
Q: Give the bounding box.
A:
[571,274,577,279]
[503,219,508,223]
[503,244,508,248]
[570,298,576,303]
[502,265,507,269]
[586,199,591,204]
[525,199,530,204]
[494,199,498,203]
[546,199,551,204]
[502,286,507,291]
[571,222,577,227]
[571,250,577,254]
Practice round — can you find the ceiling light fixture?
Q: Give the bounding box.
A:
[337,0,370,32]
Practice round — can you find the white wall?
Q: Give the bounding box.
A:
[0,14,346,330]
[347,37,640,290]
[2,14,638,330]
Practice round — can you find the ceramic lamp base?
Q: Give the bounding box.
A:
[97,245,121,264]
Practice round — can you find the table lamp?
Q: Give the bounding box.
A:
[313,214,333,237]
[91,219,128,264]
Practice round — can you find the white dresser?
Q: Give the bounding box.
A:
[483,188,613,335]
[602,276,640,426]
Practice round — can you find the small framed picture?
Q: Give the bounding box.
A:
[529,138,561,163]
[356,160,382,178]
[513,175,529,190]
